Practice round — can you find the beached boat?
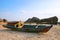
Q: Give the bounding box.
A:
[3,21,53,33]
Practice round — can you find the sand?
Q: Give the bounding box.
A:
[0,24,60,40]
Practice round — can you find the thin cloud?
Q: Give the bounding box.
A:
[19,8,60,21]
[20,10,27,14]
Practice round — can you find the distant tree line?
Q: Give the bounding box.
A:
[24,16,58,25]
[0,18,7,22]
[3,19,7,22]
[57,22,60,25]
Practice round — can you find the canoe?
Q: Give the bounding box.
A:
[3,24,53,33]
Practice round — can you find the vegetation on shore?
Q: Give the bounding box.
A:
[25,16,58,24]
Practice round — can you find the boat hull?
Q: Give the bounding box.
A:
[3,25,53,33]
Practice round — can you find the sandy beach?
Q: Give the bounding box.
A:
[0,25,60,40]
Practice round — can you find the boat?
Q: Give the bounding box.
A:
[3,21,53,33]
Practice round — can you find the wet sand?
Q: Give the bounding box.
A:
[0,25,60,40]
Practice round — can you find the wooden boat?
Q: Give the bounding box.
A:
[3,21,53,33]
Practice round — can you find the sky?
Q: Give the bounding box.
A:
[0,0,60,22]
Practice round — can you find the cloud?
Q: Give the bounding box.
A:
[1,7,60,21]
[17,7,60,17]
[20,10,27,14]
[45,8,60,14]
[20,8,60,21]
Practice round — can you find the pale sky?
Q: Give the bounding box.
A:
[0,0,60,22]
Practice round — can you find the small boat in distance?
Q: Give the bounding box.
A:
[3,21,53,33]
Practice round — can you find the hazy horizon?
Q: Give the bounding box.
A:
[0,0,60,22]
